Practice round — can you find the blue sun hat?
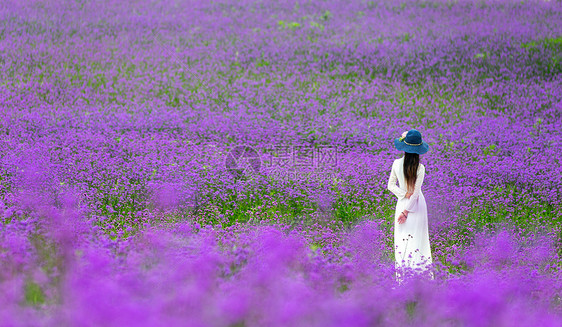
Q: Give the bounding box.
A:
[394,129,429,154]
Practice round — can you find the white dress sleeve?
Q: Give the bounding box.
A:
[404,165,425,213]
[387,161,406,200]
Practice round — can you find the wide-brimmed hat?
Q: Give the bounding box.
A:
[394,129,429,154]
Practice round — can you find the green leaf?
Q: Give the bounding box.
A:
[24,281,45,306]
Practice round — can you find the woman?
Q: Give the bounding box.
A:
[387,129,433,283]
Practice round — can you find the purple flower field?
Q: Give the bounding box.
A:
[1,0,562,325]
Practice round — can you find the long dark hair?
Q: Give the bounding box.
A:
[403,152,419,193]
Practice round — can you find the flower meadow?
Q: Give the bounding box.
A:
[1,0,562,325]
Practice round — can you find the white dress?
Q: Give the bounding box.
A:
[387,156,433,281]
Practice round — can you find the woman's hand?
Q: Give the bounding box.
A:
[398,212,407,224]
[405,191,413,199]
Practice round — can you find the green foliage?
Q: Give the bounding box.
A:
[228,321,247,327]
[255,58,270,67]
[405,300,418,319]
[337,280,350,293]
[521,36,562,75]
[464,184,560,230]
[320,10,332,21]
[474,52,489,59]
[278,20,301,30]
[544,37,562,51]
[482,144,500,157]
[401,33,413,43]
[29,233,62,279]
[24,281,45,306]
[309,21,324,31]
[521,41,537,50]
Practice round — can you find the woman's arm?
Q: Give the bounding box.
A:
[387,163,406,199]
[403,165,425,214]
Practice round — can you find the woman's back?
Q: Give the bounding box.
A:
[393,157,425,192]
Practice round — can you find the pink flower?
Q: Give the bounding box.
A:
[401,131,408,139]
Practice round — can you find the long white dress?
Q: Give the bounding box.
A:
[387,156,433,282]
